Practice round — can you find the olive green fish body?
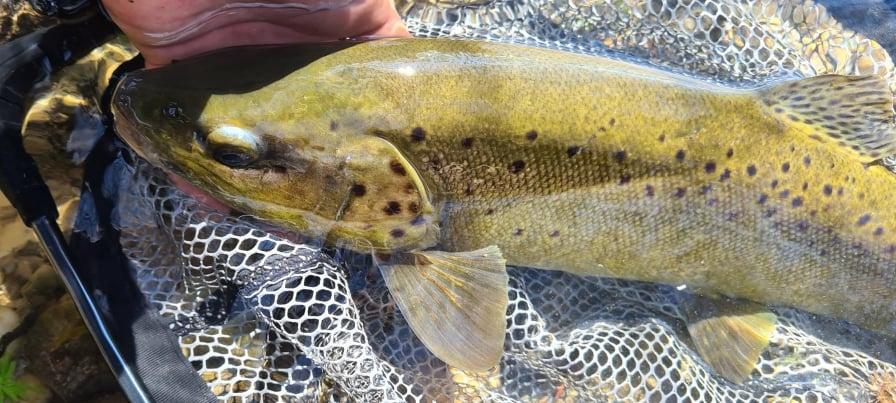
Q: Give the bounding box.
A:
[276,40,896,332]
[113,38,896,354]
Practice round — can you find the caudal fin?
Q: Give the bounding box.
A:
[759,74,896,162]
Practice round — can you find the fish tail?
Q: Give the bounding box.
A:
[758,74,896,162]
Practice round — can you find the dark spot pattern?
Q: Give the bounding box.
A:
[874,227,885,236]
[509,160,526,174]
[771,180,779,189]
[408,202,420,214]
[390,229,405,238]
[675,150,686,161]
[567,146,582,157]
[350,184,367,197]
[549,230,560,237]
[514,229,524,236]
[674,188,687,198]
[330,121,339,131]
[383,202,402,215]
[719,169,731,181]
[410,127,426,142]
[746,165,757,176]
[613,150,627,164]
[791,196,803,207]
[823,184,833,196]
[461,137,474,148]
[781,162,790,173]
[645,185,655,197]
[658,134,666,142]
[700,184,712,195]
[485,208,495,215]
[526,130,538,141]
[389,160,407,176]
[410,216,425,226]
[619,174,632,185]
[803,155,811,166]
[757,194,768,204]
[726,148,734,158]
[857,214,872,226]
[704,161,716,174]
[778,190,791,198]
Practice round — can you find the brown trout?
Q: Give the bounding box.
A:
[112,39,896,380]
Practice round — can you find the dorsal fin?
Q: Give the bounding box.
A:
[759,74,896,162]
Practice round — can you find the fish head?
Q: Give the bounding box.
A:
[111,50,439,252]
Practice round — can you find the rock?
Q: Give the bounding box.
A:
[0,306,19,337]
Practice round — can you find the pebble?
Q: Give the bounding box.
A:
[0,306,20,337]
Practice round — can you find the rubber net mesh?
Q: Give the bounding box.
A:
[111,0,896,401]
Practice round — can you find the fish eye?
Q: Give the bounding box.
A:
[212,148,257,168]
[206,125,263,168]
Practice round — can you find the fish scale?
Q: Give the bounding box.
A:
[113,38,896,375]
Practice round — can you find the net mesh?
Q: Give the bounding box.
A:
[110,0,896,401]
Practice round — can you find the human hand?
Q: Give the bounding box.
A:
[101,0,409,68]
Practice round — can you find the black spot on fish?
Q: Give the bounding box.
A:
[874,227,885,236]
[613,150,627,163]
[719,169,731,181]
[791,196,803,207]
[389,160,407,176]
[781,162,790,173]
[823,184,833,196]
[390,228,405,238]
[567,146,582,157]
[726,211,739,221]
[746,165,757,176]
[645,185,655,197]
[461,137,474,148]
[658,134,666,142]
[163,102,182,119]
[837,187,844,196]
[383,202,402,215]
[704,161,717,174]
[726,148,734,158]
[700,184,712,195]
[330,121,339,131]
[774,107,784,113]
[464,184,474,196]
[857,214,872,226]
[770,179,779,189]
[619,174,632,185]
[802,182,809,191]
[509,160,526,174]
[764,208,777,218]
[526,130,538,141]
[778,190,790,198]
[350,184,367,197]
[757,194,768,204]
[410,127,426,142]
[485,208,495,215]
[514,228,524,236]
[408,202,420,214]
[803,156,812,167]
[609,118,616,126]
[796,220,809,232]
[404,183,416,194]
[675,150,686,162]
[549,230,560,237]
[674,188,687,198]
[706,198,719,207]
[410,216,425,226]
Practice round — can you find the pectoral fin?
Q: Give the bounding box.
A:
[378,246,509,372]
[684,295,777,384]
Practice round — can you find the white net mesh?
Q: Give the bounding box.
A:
[111,0,896,401]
